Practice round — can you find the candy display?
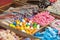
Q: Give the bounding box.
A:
[34,27,60,40]
[10,18,40,35]
[5,5,39,18]
[50,19,60,34]
[0,29,20,40]
[1,0,60,40]
[31,11,55,26]
[46,0,60,15]
[1,17,40,35]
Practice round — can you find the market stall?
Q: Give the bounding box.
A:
[0,0,60,40]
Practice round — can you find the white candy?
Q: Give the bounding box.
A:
[0,30,19,40]
[29,21,32,23]
[30,27,33,29]
[20,22,22,25]
[27,23,30,25]
[22,19,25,22]
[21,30,26,33]
[37,25,40,29]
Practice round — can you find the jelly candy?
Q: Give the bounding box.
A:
[9,24,16,28]
[31,11,55,26]
[34,27,60,40]
[33,23,37,28]
[13,22,16,26]
[15,20,20,25]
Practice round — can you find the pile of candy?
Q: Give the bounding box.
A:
[34,27,60,40]
[8,17,40,35]
[5,5,39,18]
[0,29,19,40]
[49,0,57,3]
[1,11,55,35]
[31,11,55,26]
[46,0,60,15]
[50,19,60,34]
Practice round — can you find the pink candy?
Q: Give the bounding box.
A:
[31,11,55,26]
[49,0,57,3]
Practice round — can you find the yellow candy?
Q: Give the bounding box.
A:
[16,26,20,30]
[31,29,37,34]
[25,29,31,34]
[25,29,32,34]
[23,26,27,30]
[20,22,22,25]
[22,22,26,27]
[22,22,26,25]
[9,24,16,28]
[15,20,20,25]
[16,25,20,30]
[20,27,24,30]
[28,30,32,34]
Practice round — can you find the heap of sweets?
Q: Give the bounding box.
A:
[5,5,39,18]
[46,0,60,15]
[1,17,40,35]
[50,19,60,34]
[34,27,60,40]
[0,29,20,40]
[10,17,40,35]
[31,11,55,26]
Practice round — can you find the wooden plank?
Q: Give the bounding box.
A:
[50,12,60,19]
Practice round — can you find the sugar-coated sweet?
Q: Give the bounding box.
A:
[31,11,55,26]
[9,17,40,35]
[34,27,60,40]
[50,20,60,34]
[0,29,20,40]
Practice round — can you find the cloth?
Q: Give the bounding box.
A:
[0,0,12,7]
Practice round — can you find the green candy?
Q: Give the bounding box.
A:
[33,22,37,28]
